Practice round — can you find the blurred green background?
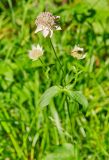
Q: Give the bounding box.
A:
[0,0,109,159]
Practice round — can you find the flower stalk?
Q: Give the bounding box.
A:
[49,38,66,86]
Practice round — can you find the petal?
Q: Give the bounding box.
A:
[50,30,53,38]
[28,51,35,60]
[56,16,60,19]
[73,45,84,52]
[56,26,62,30]
[71,51,86,60]
[42,28,50,38]
[35,25,43,33]
[37,44,42,50]
[32,45,37,50]
[79,54,86,59]
[36,45,43,54]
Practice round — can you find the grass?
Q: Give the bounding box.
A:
[0,0,109,159]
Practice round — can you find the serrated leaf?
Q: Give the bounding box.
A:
[40,86,61,108]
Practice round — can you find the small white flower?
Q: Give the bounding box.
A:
[28,44,43,60]
[35,12,61,38]
[71,45,86,59]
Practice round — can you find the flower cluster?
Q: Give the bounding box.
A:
[71,45,86,59]
[28,44,43,60]
[28,12,61,60]
[28,11,86,61]
[35,12,61,38]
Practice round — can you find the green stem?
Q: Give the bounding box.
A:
[39,57,44,64]
[49,38,73,137]
[49,38,66,86]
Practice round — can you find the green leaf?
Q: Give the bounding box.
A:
[40,86,88,109]
[43,143,76,160]
[39,86,61,108]
[65,90,88,109]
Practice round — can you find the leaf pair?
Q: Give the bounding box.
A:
[39,85,88,109]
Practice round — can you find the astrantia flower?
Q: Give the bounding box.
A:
[35,12,61,38]
[28,44,43,60]
[71,45,86,59]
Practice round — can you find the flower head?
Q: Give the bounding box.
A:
[28,44,43,61]
[71,45,86,59]
[35,12,61,38]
